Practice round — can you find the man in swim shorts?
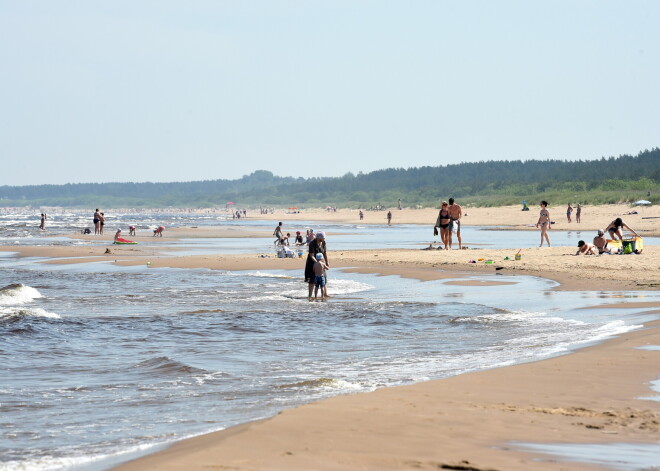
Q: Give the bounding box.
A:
[447,198,462,249]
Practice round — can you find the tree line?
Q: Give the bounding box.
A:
[1,149,658,208]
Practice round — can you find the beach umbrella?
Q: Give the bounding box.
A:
[633,200,651,206]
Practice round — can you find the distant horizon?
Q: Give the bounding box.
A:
[2,147,657,188]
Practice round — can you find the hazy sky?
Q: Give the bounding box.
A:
[1,1,658,186]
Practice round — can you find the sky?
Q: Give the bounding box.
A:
[1,1,658,186]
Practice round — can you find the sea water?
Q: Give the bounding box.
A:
[2,252,660,471]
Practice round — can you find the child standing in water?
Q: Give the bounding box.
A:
[312,253,329,300]
[536,201,551,247]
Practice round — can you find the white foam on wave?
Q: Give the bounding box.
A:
[0,284,43,306]
[0,307,61,320]
[242,271,293,279]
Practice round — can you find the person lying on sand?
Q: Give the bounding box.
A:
[575,240,597,255]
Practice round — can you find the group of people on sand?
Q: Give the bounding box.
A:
[433,198,463,250]
[273,222,316,247]
[533,202,641,253]
[575,218,640,255]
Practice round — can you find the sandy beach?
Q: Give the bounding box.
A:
[2,204,659,470]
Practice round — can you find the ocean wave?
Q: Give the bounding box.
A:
[451,309,586,326]
[131,356,210,376]
[0,284,43,306]
[0,307,61,320]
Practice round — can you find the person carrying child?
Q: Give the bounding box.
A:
[312,253,329,300]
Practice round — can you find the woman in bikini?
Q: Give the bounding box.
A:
[435,201,452,250]
[604,217,639,241]
[536,201,551,247]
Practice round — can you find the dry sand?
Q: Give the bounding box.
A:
[3,205,659,470]
[257,203,660,236]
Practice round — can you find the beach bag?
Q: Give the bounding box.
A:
[433,226,438,236]
[623,242,633,254]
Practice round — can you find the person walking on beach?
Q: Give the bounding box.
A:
[312,253,329,300]
[435,201,451,250]
[447,198,462,249]
[576,204,581,223]
[387,211,392,225]
[93,209,101,234]
[39,213,47,230]
[359,210,364,221]
[536,201,551,247]
[566,203,573,223]
[305,232,328,298]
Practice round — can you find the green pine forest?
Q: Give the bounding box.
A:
[2,149,659,209]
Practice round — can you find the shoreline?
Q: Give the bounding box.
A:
[3,205,659,470]
[110,318,660,471]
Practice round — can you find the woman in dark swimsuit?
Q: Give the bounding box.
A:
[435,201,451,250]
[604,218,639,241]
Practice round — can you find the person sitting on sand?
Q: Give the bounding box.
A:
[575,240,597,255]
[312,253,329,300]
[114,229,122,241]
[294,231,304,245]
[604,218,639,241]
[593,230,611,254]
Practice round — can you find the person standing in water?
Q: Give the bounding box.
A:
[536,201,551,247]
[305,232,328,299]
[93,209,101,235]
[39,213,47,230]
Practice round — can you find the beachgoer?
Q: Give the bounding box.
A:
[114,229,122,241]
[387,211,392,225]
[39,213,47,230]
[397,198,402,210]
[281,233,290,246]
[604,218,639,241]
[536,201,551,247]
[312,253,329,299]
[305,231,328,298]
[153,226,164,237]
[566,203,573,223]
[273,222,283,245]
[99,213,105,235]
[575,240,596,255]
[434,201,451,250]
[359,210,364,221]
[129,226,136,236]
[306,229,315,244]
[294,231,304,245]
[593,230,610,254]
[93,209,101,234]
[447,198,462,249]
[576,204,581,223]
